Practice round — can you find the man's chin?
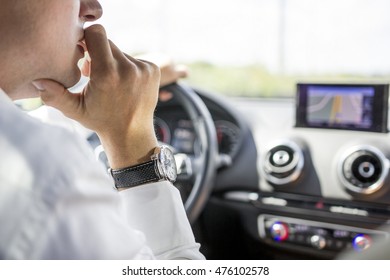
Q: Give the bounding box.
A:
[8,83,42,101]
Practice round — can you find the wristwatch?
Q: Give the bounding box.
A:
[109,145,177,189]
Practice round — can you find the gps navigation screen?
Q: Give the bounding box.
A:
[296,84,389,132]
[307,86,374,129]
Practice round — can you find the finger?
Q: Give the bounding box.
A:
[83,24,113,72]
[175,64,189,78]
[123,52,156,68]
[122,52,140,63]
[32,79,82,119]
[108,40,129,61]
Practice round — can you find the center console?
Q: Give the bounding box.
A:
[259,215,387,253]
[257,83,390,257]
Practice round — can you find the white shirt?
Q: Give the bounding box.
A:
[0,89,204,260]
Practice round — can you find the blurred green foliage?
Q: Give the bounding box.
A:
[185,62,390,98]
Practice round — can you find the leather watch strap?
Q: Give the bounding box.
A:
[110,160,160,188]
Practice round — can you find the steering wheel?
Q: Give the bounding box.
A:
[158,83,218,223]
[90,82,218,224]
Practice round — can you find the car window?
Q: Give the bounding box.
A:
[99,0,390,98]
[17,0,390,112]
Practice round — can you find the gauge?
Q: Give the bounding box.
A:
[215,120,240,156]
[172,119,195,154]
[154,117,171,144]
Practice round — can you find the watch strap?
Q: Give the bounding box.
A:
[110,160,160,189]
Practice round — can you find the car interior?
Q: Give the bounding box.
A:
[165,82,390,260]
[21,0,390,259]
[88,79,390,259]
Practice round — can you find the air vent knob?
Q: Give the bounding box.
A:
[339,146,388,195]
[272,150,291,166]
[263,141,304,185]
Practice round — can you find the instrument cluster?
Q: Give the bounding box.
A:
[154,116,240,157]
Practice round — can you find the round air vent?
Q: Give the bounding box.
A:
[263,141,304,185]
[339,146,389,195]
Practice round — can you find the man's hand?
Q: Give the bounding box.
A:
[136,53,188,87]
[160,63,188,87]
[32,25,159,169]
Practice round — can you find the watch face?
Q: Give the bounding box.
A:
[159,146,177,182]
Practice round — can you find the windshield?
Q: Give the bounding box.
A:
[98,0,390,98]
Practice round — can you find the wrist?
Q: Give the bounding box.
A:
[109,145,177,190]
[99,130,158,169]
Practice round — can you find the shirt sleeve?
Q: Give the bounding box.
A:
[119,181,205,260]
[31,152,204,259]
[35,180,204,260]
[31,176,155,259]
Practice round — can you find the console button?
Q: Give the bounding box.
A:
[270,222,289,242]
[310,235,327,250]
[352,234,372,251]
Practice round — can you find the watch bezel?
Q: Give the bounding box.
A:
[153,145,177,182]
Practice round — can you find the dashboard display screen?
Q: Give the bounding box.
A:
[296,83,389,133]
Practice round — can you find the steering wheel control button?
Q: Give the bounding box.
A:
[310,235,327,250]
[270,222,289,242]
[352,234,372,252]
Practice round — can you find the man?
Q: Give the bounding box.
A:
[0,0,204,259]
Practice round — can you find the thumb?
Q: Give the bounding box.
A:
[32,79,82,119]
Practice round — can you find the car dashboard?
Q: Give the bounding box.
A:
[157,83,390,260]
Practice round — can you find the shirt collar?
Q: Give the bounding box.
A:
[0,87,14,104]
